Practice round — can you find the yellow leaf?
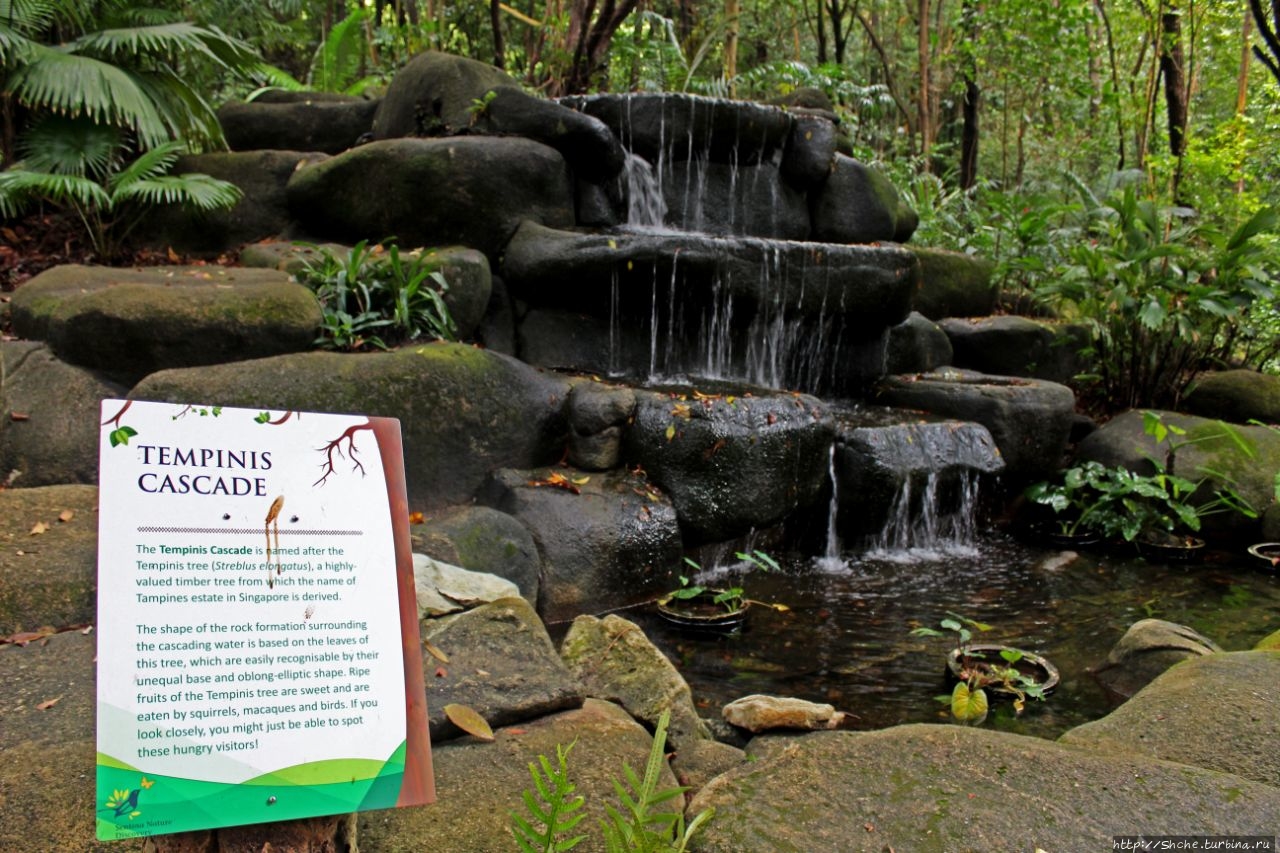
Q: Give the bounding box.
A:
[29,521,48,535]
[571,476,590,485]
[36,695,61,710]
[58,510,74,523]
[443,703,495,741]
[665,424,676,441]
[422,640,450,664]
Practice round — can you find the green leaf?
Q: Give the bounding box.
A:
[108,426,137,447]
[950,681,989,725]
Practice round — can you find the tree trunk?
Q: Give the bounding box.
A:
[725,0,740,92]
[1094,0,1126,169]
[1236,8,1252,194]
[917,0,932,171]
[958,0,978,189]
[1249,0,1280,88]
[815,0,828,64]
[1160,1,1188,156]
[491,0,506,70]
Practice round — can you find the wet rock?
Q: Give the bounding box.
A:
[145,150,328,255]
[286,137,575,262]
[218,98,379,154]
[560,614,710,749]
[876,368,1076,480]
[359,699,678,853]
[0,485,99,635]
[131,344,571,511]
[910,246,997,320]
[515,308,647,376]
[1062,650,1280,786]
[371,51,519,138]
[421,596,583,742]
[670,738,745,798]
[413,506,540,602]
[476,273,517,356]
[11,265,320,385]
[884,311,952,375]
[472,87,625,182]
[413,554,522,616]
[1076,409,1280,540]
[478,466,680,623]
[780,113,838,190]
[687,725,1280,852]
[722,695,846,733]
[624,387,834,542]
[940,315,1089,384]
[567,381,636,471]
[1089,618,1221,701]
[1182,369,1280,425]
[662,160,810,239]
[810,155,917,244]
[1,342,125,487]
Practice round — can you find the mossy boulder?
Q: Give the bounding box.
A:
[1,342,126,486]
[218,98,378,154]
[0,485,99,635]
[810,155,917,244]
[10,265,321,384]
[130,344,571,510]
[286,137,575,262]
[371,50,520,139]
[909,246,997,320]
[940,315,1089,384]
[413,506,541,602]
[1183,369,1280,425]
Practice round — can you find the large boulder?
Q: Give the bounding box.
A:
[909,246,997,319]
[940,315,1088,384]
[1062,650,1280,786]
[358,699,679,853]
[623,388,834,542]
[875,369,1076,480]
[286,137,575,262]
[1075,409,1280,539]
[810,155,918,244]
[471,87,625,182]
[566,380,637,471]
[10,265,321,385]
[413,506,541,603]
[686,724,1280,852]
[421,596,583,742]
[371,51,519,139]
[147,150,328,255]
[0,485,99,635]
[1,342,125,486]
[130,344,571,510]
[1088,618,1221,701]
[1183,369,1280,425]
[478,466,681,623]
[884,311,952,375]
[560,614,711,749]
[780,113,838,190]
[217,98,379,154]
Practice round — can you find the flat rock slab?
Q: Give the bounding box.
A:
[687,724,1280,852]
[422,596,583,741]
[1,341,126,486]
[1061,650,1280,786]
[10,265,321,384]
[0,485,99,635]
[413,506,541,603]
[131,344,571,510]
[358,698,678,853]
[0,630,146,851]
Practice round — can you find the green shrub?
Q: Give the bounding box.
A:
[295,239,458,351]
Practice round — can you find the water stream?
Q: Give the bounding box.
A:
[633,538,1280,739]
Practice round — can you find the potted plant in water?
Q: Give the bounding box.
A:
[656,550,787,630]
[1024,460,1127,546]
[911,613,1059,722]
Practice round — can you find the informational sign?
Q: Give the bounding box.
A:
[95,400,433,841]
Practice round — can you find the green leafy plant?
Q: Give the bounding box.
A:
[294,239,458,351]
[511,710,713,853]
[661,551,784,615]
[912,613,1049,721]
[1024,460,1128,538]
[0,136,241,259]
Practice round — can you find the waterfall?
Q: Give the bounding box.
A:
[867,471,981,561]
[624,153,667,228]
[816,444,845,571]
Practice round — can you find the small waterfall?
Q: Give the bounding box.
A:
[817,444,844,571]
[868,471,981,560]
[624,153,667,227]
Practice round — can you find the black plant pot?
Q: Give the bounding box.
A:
[946,643,1060,698]
[655,590,749,632]
[1134,532,1205,563]
[1246,542,1280,568]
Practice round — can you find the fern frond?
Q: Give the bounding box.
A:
[0,167,110,217]
[308,8,369,92]
[17,114,120,177]
[510,741,587,853]
[70,22,257,72]
[112,173,240,210]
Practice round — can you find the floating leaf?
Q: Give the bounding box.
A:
[58,510,74,523]
[950,682,988,725]
[29,521,48,535]
[36,695,62,710]
[443,703,495,741]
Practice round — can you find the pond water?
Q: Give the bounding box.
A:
[627,535,1280,739]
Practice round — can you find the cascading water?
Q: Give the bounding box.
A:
[866,470,982,560]
[817,444,844,571]
[625,153,667,228]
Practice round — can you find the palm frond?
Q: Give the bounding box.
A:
[7,45,171,146]
[107,140,181,191]
[0,166,111,216]
[112,173,241,210]
[0,24,37,65]
[106,6,182,27]
[309,8,369,92]
[17,114,121,176]
[70,22,258,73]
[247,62,306,96]
[0,0,66,38]
[133,66,226,149]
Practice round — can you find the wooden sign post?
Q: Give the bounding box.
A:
[95,400,433,841]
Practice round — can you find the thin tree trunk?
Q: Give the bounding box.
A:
[725,0,740,92]
[491,0,506,69]
[1094,0,1127,169]
[959,0,979,189]
[1160,0,1188,156]
[855,9,914,141]
[1235,8,1252,194]
[1249,0,1280,87]
[918,0,932,170]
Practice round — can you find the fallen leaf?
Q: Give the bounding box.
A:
[167,246,181,262]
[407,511,425,524]
[665,423,676,441]
[36,696,62,710]
[476,669,490,677]
[9,412,29,421]
[570,476,590,485]
[58,510,74,523]
[507,728,527,735]
[4,628,53,645]
[422,640,450,663]
[443,703,495,741]
[527,471,580,495]
[29,521,49,535]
